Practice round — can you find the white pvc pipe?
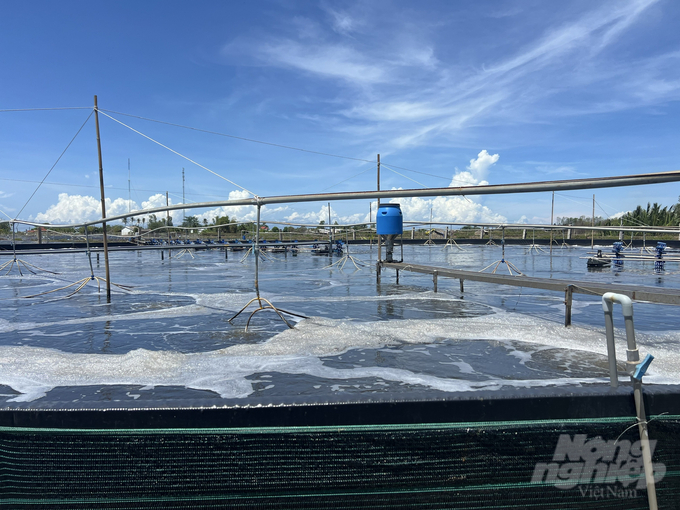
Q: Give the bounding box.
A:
[601,293,657,510]
[602,292,639,388]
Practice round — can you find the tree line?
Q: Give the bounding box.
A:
[557,198,680,229]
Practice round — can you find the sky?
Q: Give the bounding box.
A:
[1,0,680,228]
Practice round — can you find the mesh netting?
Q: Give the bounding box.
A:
[1,416,678,509]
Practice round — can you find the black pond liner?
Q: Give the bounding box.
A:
[2,384,680,509]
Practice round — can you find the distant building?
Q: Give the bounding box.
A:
[121,227,136,236]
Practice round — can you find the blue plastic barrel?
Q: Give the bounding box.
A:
[376,203,403,235]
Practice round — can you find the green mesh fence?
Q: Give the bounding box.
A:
[1,416,679,509]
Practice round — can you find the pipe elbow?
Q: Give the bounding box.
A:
[602,292,634,317]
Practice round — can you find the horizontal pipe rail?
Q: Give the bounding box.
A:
[380,262,680,306]
[1,170,679,229]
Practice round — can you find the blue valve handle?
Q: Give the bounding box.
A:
[633,354,654,381]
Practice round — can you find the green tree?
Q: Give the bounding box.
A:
[181,216,200,228]
[214,215,237,233]
[148,213,168,231]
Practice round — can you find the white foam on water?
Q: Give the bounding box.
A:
[443,361,477,375]
[0,318,12,333]
[2,312,678,402]
[0,304,214,334]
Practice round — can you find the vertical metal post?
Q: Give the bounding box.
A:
[328,202,332,257]
[433,270,438,292]
[564,285,573,327]
[254,204,261,304]
[85,226,94,278]
[602,300,618,388]
[459,279,464,293]
[94,95,111,302]
[166,191,171,254]
[11,222,17,261]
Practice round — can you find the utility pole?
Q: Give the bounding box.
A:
[128,158,131,214]
[166,191,171,247]
[94,95,111,302]
[550,191,555,256]
[592,194,595,249]
[182,168,186,221]
[377,154,381,264]
[328,202,332,256]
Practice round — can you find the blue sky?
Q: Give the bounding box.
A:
[1,0,680,228]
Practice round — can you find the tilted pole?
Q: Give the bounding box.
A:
[94,95,111,302]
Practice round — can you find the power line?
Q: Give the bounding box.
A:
[379,161,451,182]
[0,177,252,203]
[100,108,375,164]
[0,107,91,112]
[319,165,375,192]
[15,111,94,219]
[381,164,428,188]
[98,110,258,198]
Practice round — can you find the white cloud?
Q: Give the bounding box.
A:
[466,150,499,181]
[391,194,506,225]
[258,41,386,84]
[449,171,485,187]
[244,0,660,151]
[191,190,257,224]
[34,193,139,224]
[381,150,504,224]
[325,8,359,36]
[141,193,172,210]
[284,205,337,225]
